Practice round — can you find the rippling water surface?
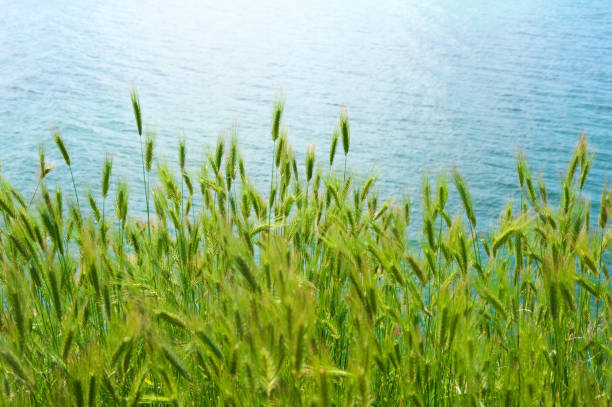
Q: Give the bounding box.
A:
[1,0,610,225]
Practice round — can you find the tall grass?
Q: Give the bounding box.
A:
[0,97,610,406]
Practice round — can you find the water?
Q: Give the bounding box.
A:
[1,0,610,227]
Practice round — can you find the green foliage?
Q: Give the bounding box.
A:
[0,102,610,407]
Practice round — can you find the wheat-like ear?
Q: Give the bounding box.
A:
[161,343,191,381]
[577,132,588,169]
[229,135,238,180]
[178,137,186,171]
[329,128,338,167]
[214,136,225,173]
[39,145,51,180]
[101,155,112,199]
[338,107,351,182]
[598,182,610,229]
[39,145,45,178]
[436,175,448,212]
[275,130,287,169]
[339,107,350,156]
[115,181,128,228]
[53,130,70,166]
[291,150,298,181]
[452,169,476,228]
[305,144,315,183]
[271,96,284,142]
[579,154,592,190]
[516,149,527,188]
[88,193,100,221]
[145,135,154,173]
[130,87,142,136]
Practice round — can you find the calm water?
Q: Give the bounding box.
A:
[1,0,610,226]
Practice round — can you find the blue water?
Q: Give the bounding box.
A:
[1,0,610,226]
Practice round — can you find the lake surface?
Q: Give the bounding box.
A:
[1,0,610,227]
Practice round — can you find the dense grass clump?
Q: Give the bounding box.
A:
[0,97,610,406]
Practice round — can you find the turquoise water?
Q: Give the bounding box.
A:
[1,0,610,226]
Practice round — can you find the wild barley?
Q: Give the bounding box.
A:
[131,88,152,240]
[178,137,186,172]
[492,227,518,257]
[600,189,611,230]
[305,144,315,202]
[407,253,427,285]
[234,255,259,292]
[271,97,284,144]
[339,107,350,181]
[196,330,223,361]
[155,310,188,331]
[130,88,143,136]
[580,154,592,190]
[239,158,246,184]
[516,150,527,189]
[225,136,238,214]
[330,127,339,169]
[453,169,482,268]
[161,343,191,381]
[452,170,476,228]
[480,287,507,319]
[269,97,284,230]
[525,173,537,205]
[145,135,154,172]
[291,149,298,181]
[62,328,75,361]
[214,136,224,174]
[102,155,112,199]
[101,155,112,243]
[115,181,128,230]
[275,131,286,170]
[88,192,100,222]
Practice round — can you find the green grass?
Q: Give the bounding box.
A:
[0,95,610,406]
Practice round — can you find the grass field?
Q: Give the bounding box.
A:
[0,93,610,406]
